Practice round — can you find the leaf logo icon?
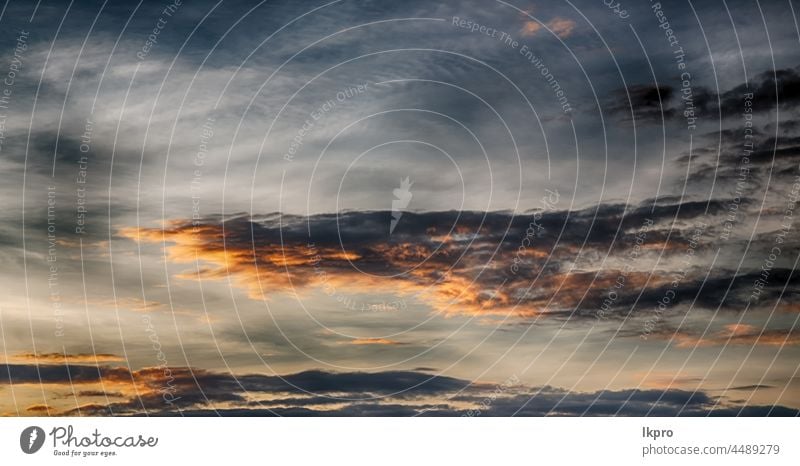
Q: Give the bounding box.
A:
[390,177,413,234]
[20,426,45,454]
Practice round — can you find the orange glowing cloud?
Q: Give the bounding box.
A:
[521,21,542,37]
[347,338,405,346]
[118,221,553,317]
[636,372,703,390]
[25,404,51,414]
[778,302,800,313]
[547,18,576,38]
[115,214,698,320]
[663,324,800,348]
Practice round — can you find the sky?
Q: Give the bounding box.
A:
[0,0,799,416]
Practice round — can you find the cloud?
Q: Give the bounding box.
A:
[0,364,131,385]
[518,15,575,39]
[546,18,576,38]
[520,21,542,37]
[8,352,124,364]
[4,363,795,416]
[116,195,799,325]
[608,65,800,127]
[76,390,126,398]
[24,405,51,415]
[727,384,774,391]
[347,338,406,346]
[605,85,675,123]
[718,67,800,115]
[647,323,800,349]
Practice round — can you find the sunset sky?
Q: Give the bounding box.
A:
[0,0,799,416]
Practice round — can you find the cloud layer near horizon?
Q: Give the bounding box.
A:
[3,360,797,417]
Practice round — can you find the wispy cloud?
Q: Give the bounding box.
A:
[7,353,124,364]
[347,338,406,346]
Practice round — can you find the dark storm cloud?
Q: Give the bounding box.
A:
[609,66,800,126]
[1,363,128,384]
[76,390,126,398]
[222,369,475,398]
[695,124,800,166]
[615,268,800,311]
[605,84,675,123]
[718,67,800,116]
[2,363,471,396]
[172,198,724,255]
[749,144,800,164]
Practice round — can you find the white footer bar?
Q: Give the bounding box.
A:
[1,417,797,465]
